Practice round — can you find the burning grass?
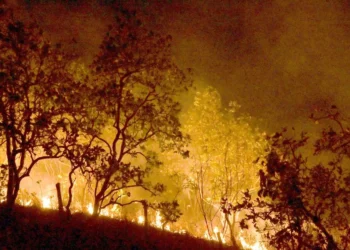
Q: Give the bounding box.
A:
[0,204,234,250]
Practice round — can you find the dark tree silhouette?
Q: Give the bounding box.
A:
[0,6,85,210]
[155,200,182,230]
[222,107,350,249]
[65,7,191,216]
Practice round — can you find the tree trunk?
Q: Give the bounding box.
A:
[141,200,149,228]
[82,181,87,213]
[5,192,15,210]
[93,177,111,216]
[6,164,19,211]
[216,231,223,248]
[6,166,15,209]
[93,197,101,216]
[56,183,64,213]
[225,213,240,249]
[301,206,338,250]
[65,168,76,216]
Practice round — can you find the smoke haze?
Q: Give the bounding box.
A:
[10,0,350,132]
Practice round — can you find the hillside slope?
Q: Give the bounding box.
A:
[0,205,234,249]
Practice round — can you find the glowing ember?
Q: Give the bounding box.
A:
[41,196,51,209]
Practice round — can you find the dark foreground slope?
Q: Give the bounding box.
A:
[0,205,233,250]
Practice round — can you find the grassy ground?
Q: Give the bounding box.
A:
[0,205,235,249]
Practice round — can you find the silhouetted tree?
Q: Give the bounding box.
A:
[155,200,182,230]
[71,7,191,216]
[222,107,350,249]
[0,5,85,210]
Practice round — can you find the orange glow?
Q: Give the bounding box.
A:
[12,183,267,248]
[203,227,226,244]
[19,199,33,207]
[239,230,267,250]
[87,203,93,214]
[155,211,162,228]
[153,211,170,231]
[41,196,51,209]
[138,215,145,224]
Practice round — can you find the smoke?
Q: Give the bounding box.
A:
[143,0,350,132]
[12,0,350,132]
[9,0,114,61]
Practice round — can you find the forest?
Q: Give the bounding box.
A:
[0,1,350,249]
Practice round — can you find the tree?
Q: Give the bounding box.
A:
[155,200,182,230]
[72,7,191,216]
[223,107,350,249]
[0,6,84,210]
[181,87,266,246]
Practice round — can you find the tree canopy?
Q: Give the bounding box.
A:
[175,87,266,245]
[61,7,192,216]
[0,6,85,209]
[0,5,192,224]
[222,107,350,249]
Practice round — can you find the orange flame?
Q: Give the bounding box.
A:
[41,196,51,209]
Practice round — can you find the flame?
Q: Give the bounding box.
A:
[239,230,267,250]
[18,199,33,206]
[13,185,267,250]
[87,203,93,214]
[239,237,266,250]
[85,204,119,217]
[0,187,7,203]
[138,215,145,224]
[100,208,109,217]
[9,174,237,247]
[203,227,226,244]
[41,196,51,209]
[152,211,170,230]
[155,210,162,228]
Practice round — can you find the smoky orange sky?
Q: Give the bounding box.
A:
[10,0,350,132]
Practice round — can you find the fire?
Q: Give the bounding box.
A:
[153,211,170,231]
[155,210,162,228]
[11,179,268,249]
[100,208,109,217]
[87,203,93,214]
[138,215,145,224]
[213,227,226,244]
[85,203,119,217]
[41,196,51,209]
[239,230,267,250]
[0,187,7,203]
[203,227,226,244]
[20,199,33,206]
[105,204,119,218]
